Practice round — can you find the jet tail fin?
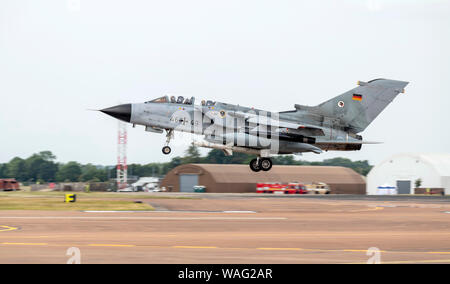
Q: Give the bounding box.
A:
[313,79,409,133]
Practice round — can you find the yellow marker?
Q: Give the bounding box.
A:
[2,242,48,246]
[173,246,217,249]
[88,244,136,247]
[65,194,76,203]
[257,248,302,251]
[0,226,18,232]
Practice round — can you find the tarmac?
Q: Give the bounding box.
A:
[0,193,450,264]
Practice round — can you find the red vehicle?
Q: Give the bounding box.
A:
[0,179,20,191]
[257,183,278,193]
[256,182,307,194]
[285,183,308,194]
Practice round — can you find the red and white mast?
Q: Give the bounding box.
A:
[117,121,128,189]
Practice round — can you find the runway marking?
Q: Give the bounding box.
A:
[1,242,450,258]
[342,249,386,253]
[380,259,450,264]
[0,216,285,221]
[0,226,18,232]
[83,211,153,213]
[348,259,450,264]
[0,236,50,239]
[84,210,257,214]
[258,248,303,251]
[349,206,384,213]
[88,244,136,248]
[2,242,48,246]
[222,211,256,214]
[173,246,218,249]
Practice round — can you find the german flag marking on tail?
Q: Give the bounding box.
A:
[352,94,363,101]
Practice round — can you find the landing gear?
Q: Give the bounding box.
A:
[162,146,171,155]
[260,158,273,171]
[162,129,174,155]
[250,158,261,172]
[249,157,273,172]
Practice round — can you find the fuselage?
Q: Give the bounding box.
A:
[104,96,363,155]
[99,78,408,171]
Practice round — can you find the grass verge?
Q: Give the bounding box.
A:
[0,197,154,211]
[0,191,195,200]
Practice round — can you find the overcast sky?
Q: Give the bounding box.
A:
[0,0,449,166]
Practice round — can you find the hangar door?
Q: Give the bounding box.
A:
[396,180,411,194]
[442,177,450,195]
[179,174,198,192]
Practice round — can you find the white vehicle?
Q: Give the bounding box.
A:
[305,182,331,194]
[131,177,159,192]
[117,187,134,192]
[149,187,163,192]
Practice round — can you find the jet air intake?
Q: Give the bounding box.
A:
[279,133,316,144]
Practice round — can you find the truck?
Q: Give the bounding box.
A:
[0,179,20,191]
[256,182,307,194]
[305,182,331,194]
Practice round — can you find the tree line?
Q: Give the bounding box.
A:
[0,151,110,184]
[0,147,372,183]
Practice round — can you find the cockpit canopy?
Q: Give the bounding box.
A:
[146,96,169,104]
[145,95,215,106]
[202,100,216,106]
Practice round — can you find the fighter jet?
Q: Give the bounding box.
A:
[100,78,408,172]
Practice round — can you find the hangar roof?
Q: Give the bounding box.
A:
[178,164,364,184]
[376,153,450,177]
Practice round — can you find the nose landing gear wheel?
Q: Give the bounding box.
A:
[249,158,261,172]
[162,129,174,155]
[260,158,273,172]
[162,146,172,155]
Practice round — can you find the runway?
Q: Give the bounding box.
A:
[0,195,450,263]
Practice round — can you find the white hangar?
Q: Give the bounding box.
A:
[367,153,450,195]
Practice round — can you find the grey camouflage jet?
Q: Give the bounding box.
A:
[100,79,409,172]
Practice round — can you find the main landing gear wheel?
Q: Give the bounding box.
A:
[260,158,273,172]
[249,158,273,172]
[249,158,261,172]
[162,146,171,155]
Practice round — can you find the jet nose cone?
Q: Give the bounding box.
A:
[100,104,132,122]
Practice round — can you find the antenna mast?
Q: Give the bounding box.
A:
[117,121,128,189]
